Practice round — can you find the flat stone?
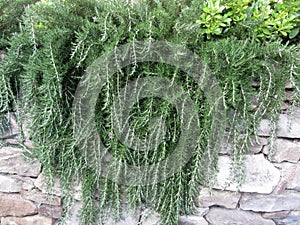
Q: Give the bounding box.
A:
[0,147,41,177]
[194,208,209,217]
[287,163,300,191]
[0,193,38,216]
[263,139,300,163]
[179,215,208,225]
[0,174,22,192]
[206,207,275,225]
[103,207,140,225]
[272,163,298,194]
[258,111,300,138]
[38,204,63,218]
[140,209,161,225]
[240,191,300,212]
[65,201,82,225]
[1,215,53,225]
[34,171,62,196]
[12,175,36,190]
[213,154,280,194]
[274,211,300,225]
[220,136,267,155]
[21,190,61,205]
[262,211,290,219]
[198,188,240,209]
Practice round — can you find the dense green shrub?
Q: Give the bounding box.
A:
[0,0,299,224]
[0,0,39,49]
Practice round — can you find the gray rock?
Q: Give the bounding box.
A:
[194,208,209,217]
[198,188,241,209]
[140,209,161,225]
[1,215,53,225]
[205,207,275,225]
[65,201,82,225]
[213,154,280,194]
[103,207,140,225]
[240,191,300,212]
[263,139,300,163]
[274,211,300,225]
[258,111,300,138]
[34,171,62,196]
[179,215,208,225]
[0,174,22,192]
[0,147,41,177]
[272,162,299,193]
[287,163,300,191]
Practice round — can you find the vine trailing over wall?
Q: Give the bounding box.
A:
[0,0,300,224]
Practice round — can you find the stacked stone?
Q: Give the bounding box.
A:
[0,95,299,225]
[0,116,64,225]
[138,86,300,224]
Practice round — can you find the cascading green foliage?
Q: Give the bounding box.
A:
[0,0,300,224]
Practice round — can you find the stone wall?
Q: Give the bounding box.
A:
[1,109,300,225]
[0,108,300,224]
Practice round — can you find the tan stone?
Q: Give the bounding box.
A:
[21,190,61,206]
[198,188,241,209]
[262,211,290,219]
[0,193,37,217]
[1,215,53,225]
[38,204,62,219]
[0,147,41,177]
[0,175,22,193]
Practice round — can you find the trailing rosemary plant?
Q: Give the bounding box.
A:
[0,0,299,224]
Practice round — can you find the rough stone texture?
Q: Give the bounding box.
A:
[0,147,41,177]
[272,162,298,194]
[103,207,140,225]
[21,190,61,205]
[0,174,22,193]
[263,139,300,163]
[262,211,290,219]
[213,154,280,194]
[65,201,82,225]
[258,111,300,138]
[39,204,63,219]
[194,208,209,217]
[0,112,19,138]
[250,137,268,154]
[287,163,300,191]
[179,215,208,225]
[140,209,161,225]
[240,191,300,212]
[34,171,62,196]
[12,175,35,190]
[205,207,275,225]
[220,136,267,155]
[274,211,300,225]
[0,193,38,216]
[198,188,241,209]
[1,215,53,225]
